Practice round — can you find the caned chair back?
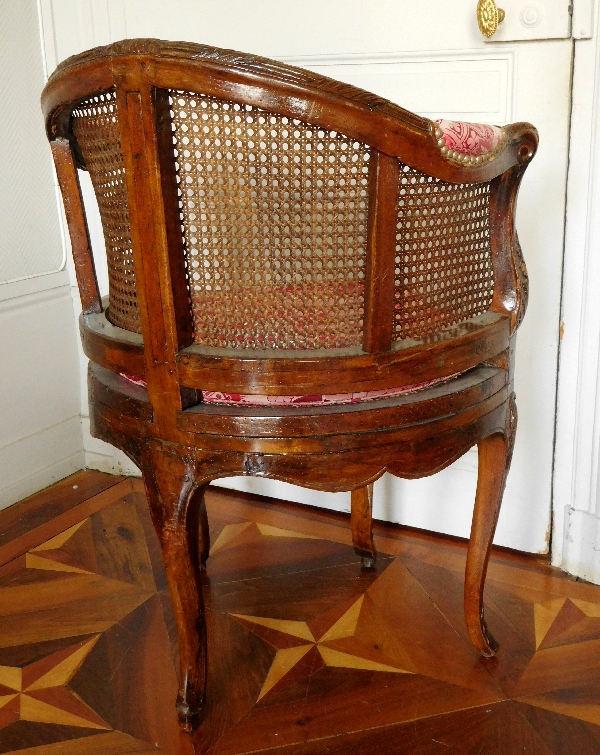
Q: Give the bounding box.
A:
[42,39,535,408]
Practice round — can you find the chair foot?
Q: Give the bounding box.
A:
[177,693,201,733]
[361,555,377,569]
[478,614,500,658]
[465,394,517,657]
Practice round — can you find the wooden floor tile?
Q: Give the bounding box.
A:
[517,700,600,755]
[0,472,124,552]
[519,678,600,727]
[3,730,186,754]
[0,480,135,568]
[249,701,555,755]
[1,473,600,753]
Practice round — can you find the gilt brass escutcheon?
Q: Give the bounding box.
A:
[477,0,505,37]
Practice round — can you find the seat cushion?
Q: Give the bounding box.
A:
[120,374,458,407]
[435,119,505,157]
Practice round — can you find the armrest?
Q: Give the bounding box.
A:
[434,119,507,165]
[427,119,538,334]
[483,123,538,333]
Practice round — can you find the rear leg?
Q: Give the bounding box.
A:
[351,484,377,568]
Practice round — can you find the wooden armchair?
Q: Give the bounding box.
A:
[42,39,537,733]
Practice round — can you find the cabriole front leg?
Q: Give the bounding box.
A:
[142,441,209,733]
[464,394,517,657]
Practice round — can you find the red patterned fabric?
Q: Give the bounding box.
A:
[121,374,147,388]
[201,378,450,406]
[436,119,505,157]
[120,374,457,406]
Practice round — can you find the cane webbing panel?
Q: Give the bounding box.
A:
[169,91,370,349]
[72,91,141,333]
[393,166,494,340]
[70,87,495,347]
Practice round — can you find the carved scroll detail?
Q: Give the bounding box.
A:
[506,392,518,472]
[514,237,529,330]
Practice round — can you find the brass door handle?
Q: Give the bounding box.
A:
[477,0,505,37]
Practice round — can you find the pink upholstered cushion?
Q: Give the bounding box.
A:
[120,374,455,407]
[435,119,505,157]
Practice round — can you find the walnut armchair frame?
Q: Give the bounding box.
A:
[42,39,537,733]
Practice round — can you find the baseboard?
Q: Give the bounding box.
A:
[0,416,85,511]
[562,506,600,584]
[85,450,141,476]
[81,416,142,477]
[210,477,352,514]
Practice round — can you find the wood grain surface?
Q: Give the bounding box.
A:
[0,473,597,754]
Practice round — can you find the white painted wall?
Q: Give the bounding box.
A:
[36,2,141,477]
[0,0,84,511]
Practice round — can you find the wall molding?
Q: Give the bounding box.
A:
[553,8,600,572]
[0,270,70,305]
[281,49,515,124]
[82,417,141,477]
[279,47,516,67]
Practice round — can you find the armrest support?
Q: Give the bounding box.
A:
[50,137,102,315]
[421,120,537,334]
[488,123,538,332]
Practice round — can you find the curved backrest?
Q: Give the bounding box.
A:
[42,39,537,412]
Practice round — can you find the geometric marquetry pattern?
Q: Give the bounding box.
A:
[232,594,412,702]
[0,637,108,731]
[4,473,600,754]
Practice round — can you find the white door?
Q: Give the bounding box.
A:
[41,0,577,554]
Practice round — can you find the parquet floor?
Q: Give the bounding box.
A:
[1,473,600,754]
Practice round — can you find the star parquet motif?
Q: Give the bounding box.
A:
[231,593,413,702]
[4,474,600,753]
[0,636,108,731]
[0,480,183,755]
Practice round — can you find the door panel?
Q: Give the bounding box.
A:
[282,54,513,122]
[44,0,572,553]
